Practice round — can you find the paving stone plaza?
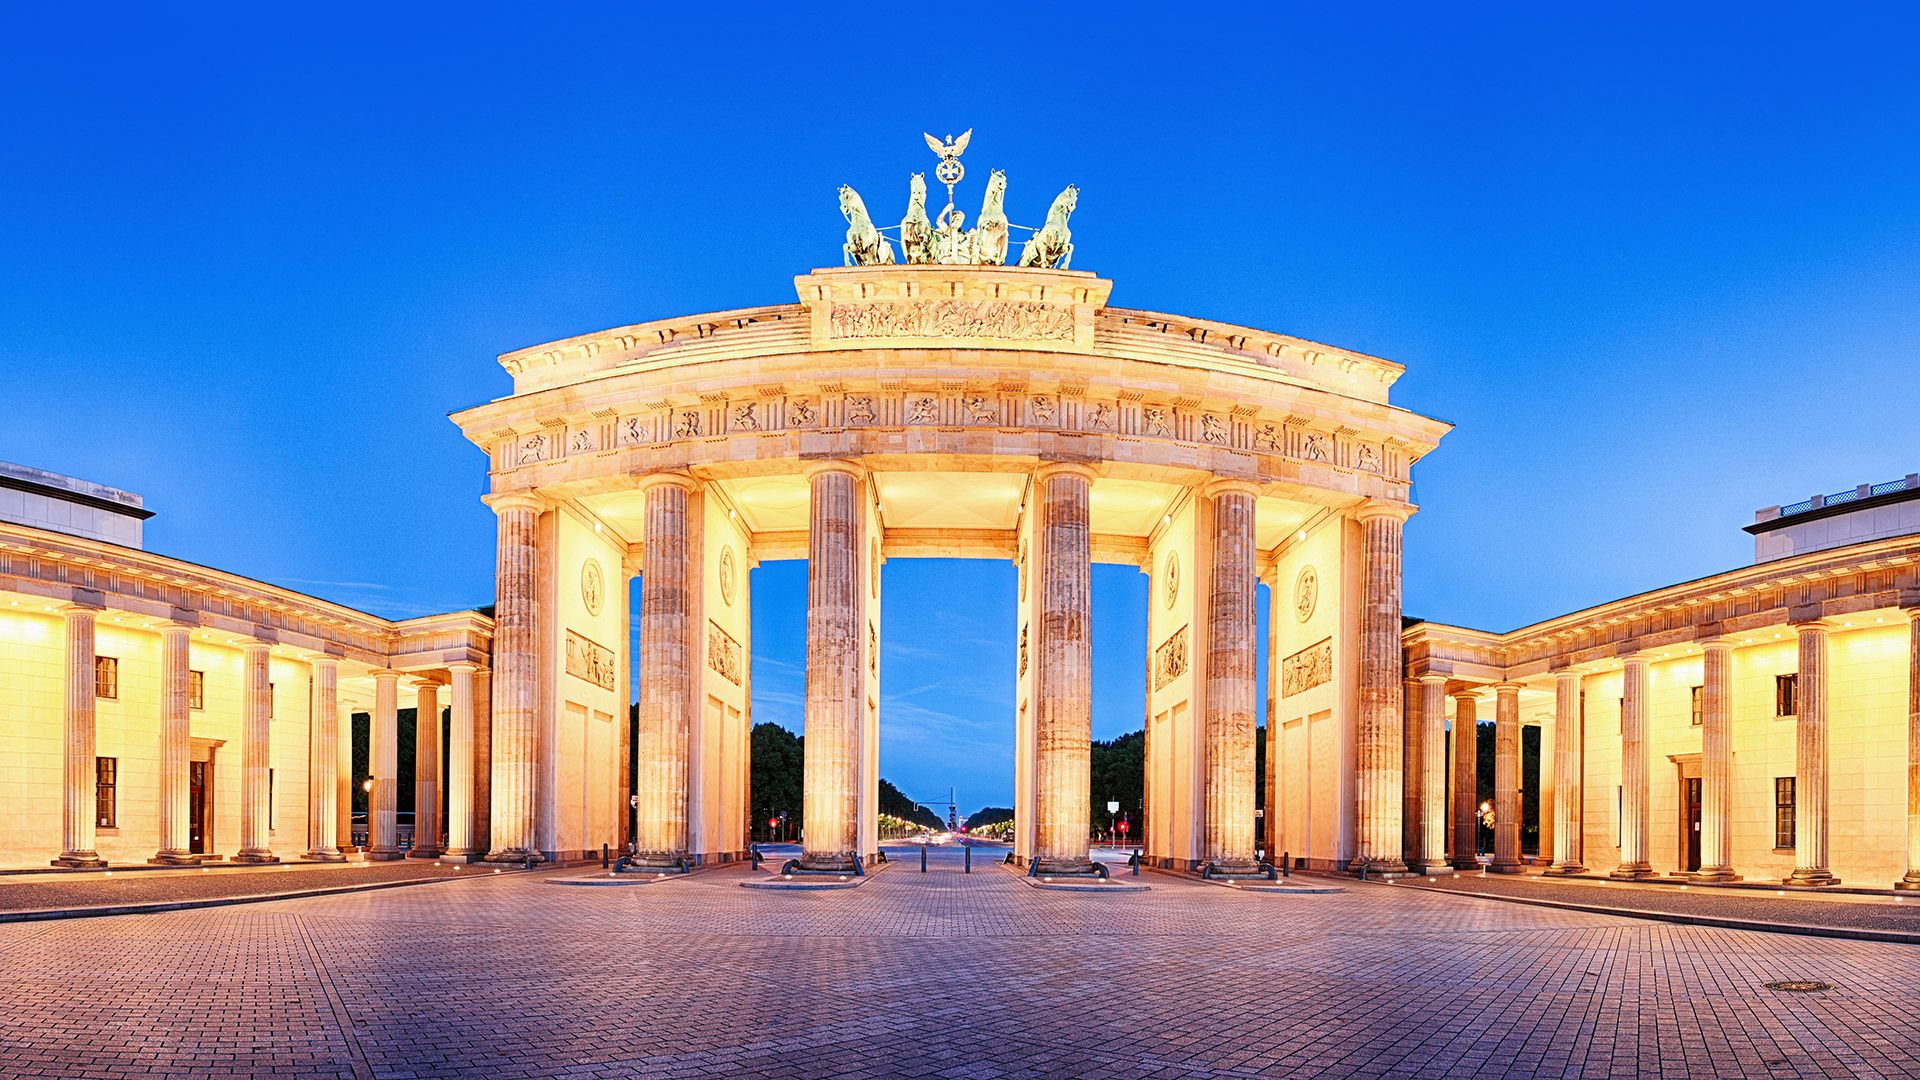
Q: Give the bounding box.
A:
[4,852,1920,1079]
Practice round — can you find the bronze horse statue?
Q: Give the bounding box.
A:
[839,185,896,266]
[971,169,1009,265]
[1017,184,1077,270]
[899,174,934,264]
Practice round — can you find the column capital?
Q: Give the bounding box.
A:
[447,660,480,673]
[483,490,549,515]
[1695,636,1737,652]
[409,677,443,693]
[1793,617,1837,635]
[56,600,103,617]
[1352,499,1415,525]
[1417,673,1450,686]
[1203,477,1260,500]
[635,471,698,494]
[1033,461,1097,485]
[1451,687,1483,704]
[1898,587,1920,614]
[371,669,401,685]
[1493,681,1526,694]
[802,458,865,482]
[240,640,272,655]
[308,654,339,671]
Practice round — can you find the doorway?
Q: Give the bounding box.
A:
[189,760,208,855]
[1685,777,1702,872]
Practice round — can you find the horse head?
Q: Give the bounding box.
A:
[1051,185,1078,222]
[908,173,926,208]
[981,169,1007,214]
[839,184,868,226]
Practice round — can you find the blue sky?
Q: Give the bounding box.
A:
[3,5,1915,815]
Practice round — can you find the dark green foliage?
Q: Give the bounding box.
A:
[750,722,804,838]
[879,779,944,830]
[965,806,1014,830]
[1089,731,1144,834]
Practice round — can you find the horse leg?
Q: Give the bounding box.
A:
[1057,241,1073,271]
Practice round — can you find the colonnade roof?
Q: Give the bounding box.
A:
[1405,530,1920,690]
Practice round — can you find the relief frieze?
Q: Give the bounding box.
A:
[564,629,616,691]
[828,299,1073,342]
[1281,637,1333,698]
[707,621,742,686]
[1153,624,1189,690]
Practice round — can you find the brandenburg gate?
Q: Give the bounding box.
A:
[449,140,1449,877]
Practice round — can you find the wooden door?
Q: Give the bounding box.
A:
[1685,777,1702,872]
[189,760,208,855]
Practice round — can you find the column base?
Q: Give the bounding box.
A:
[790,851,860,874]
[1609,863,1658,881]
[1542,863,1587,875]
[1490,860,1525,874]
[1895,877,1920,891]
[407,848,443,859]
[1205,859,1273,881]
[624,851,691,873]
[303,850,349,863]
[232,852,281,865]
[1408,862,1455,876]
[1685,870,1741,883]
[439,851,481,864]
[51,854,106,868]
[366,850,407,862]
[1786,869,1839,886]
[484,848,543,865]
[149,852,200,866]
[1449,856,1484,872]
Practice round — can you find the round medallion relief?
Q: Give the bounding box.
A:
[1163,551,1180,610]
[580,558,604,617]
[719,545,737,606]
[1295,564,1318,623]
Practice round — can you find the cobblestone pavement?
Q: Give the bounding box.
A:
[3,846,1918,1079]
[0,861,481,915]
[1399,871,1920,934]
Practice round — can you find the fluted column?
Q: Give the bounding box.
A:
[1353,504,1409,874]
[1201,480,1261,876]
[335,700,354,851]
[1033,463,1098,875]
[1697,640,1736,881]
[486,492,543,863]
[1402,677,1422,868]
[154,623,196,864]
[1790,620,1835,885]
[446,662,478,858]
[234,642,278,863]
[410,681,442,857]
[1491,684,1523,872]
[1547,671,1586,873]
[1416,675,1449,872]
[1449,691,1479,870]
[304,658,344,861]
[1900,603,1920,890]
[55,604,105,867]
[634,475,695,866]
[368,670,402,860]
[799,461,862,872]
[1611,654,1654,879]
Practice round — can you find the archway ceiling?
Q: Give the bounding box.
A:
[581,472,1324,559]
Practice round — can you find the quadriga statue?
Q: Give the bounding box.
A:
[1017,184,1077,270]
[900,174,935,264]
[839,185,896,266]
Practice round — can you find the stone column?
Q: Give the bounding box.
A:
[1790,620,1836,885]
[304,658,344,861]
[1449,691,1479,871]
[1491,683,1523,873]
[1416,675,1449,873]
[154,623,196,864]
[234,642,278,863]
[368,670,402,861]
[798,461,862,873]
[410,681,442,858]
[486,492,544,863]
[634,476,695,867]
[1201,480,1261,877]
[1547,671,1586,874]
[1901,603,1920,890]
[336,699,354,852]
[1353,505,1410,874]
[1611,653,1654,879]
[55,604,105,867]
[1402,677,1422,869]
[446,662,478,859]
[1697,640,1736,881]
[1032,463,1098,876]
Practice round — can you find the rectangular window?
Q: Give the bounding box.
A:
[95,756,117,828]
[1690,685,1704,727]
[1774,777,1796,848]
[1776,674,1798,717]
[188,670,205,710]
[94,656,119,699]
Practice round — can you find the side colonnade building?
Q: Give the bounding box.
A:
[0,463,494,868]
[450,263,1451,873]
[1400,476,1920,888]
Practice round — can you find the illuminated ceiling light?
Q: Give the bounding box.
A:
[1773,633,1782,639]
[1877,618,1885,623]
[593,522,601,533]
[1163,514,1172,524]
[112,617,120,622]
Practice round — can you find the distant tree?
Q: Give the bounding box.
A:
[1089,731,1144,835]
[750,723,804,840]
[879,779,944,830]
[965,806,1014,830]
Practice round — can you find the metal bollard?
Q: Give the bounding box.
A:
[921,845,927,873]
[1131,852,1140,876]
[965,845,971,873]
[1282,852,1290,879]
[602,844,609,869]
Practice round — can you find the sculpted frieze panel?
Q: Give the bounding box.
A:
[827,299,1073,342]
[1154,624,1189,690]
[619,415,653,446]
[564,629,616,691]
[1281,637,1332,698]
[788,399,817,427]
[707,621,742,686]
